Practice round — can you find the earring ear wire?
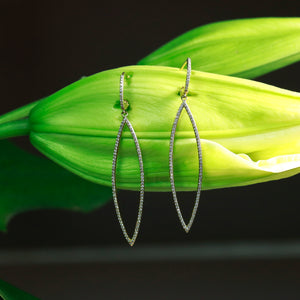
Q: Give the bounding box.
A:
[112,72,145,246]
[169,58,203,233]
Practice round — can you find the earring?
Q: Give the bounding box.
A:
[112,72,145,246]
[169,58,203,233]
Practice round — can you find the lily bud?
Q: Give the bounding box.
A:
[138,18,300,79]
[28,65,300,191]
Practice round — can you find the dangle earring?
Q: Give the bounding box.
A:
[112,72,145,246]
[169,58,203,233]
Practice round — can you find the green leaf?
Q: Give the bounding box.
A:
[138,18,300,79]
[0,278,39,300]
[0,139,111,231]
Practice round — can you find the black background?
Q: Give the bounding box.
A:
[0,0,299,247]
[0,0,300,299]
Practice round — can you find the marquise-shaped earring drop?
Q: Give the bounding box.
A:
[169,58,203,233]
[112,72,145,246]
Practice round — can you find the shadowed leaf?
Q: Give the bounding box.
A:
[0,139,111,231]
[0,278,39,300]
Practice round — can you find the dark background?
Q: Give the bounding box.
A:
[1,0,300,299]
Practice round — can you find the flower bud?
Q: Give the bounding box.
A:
[139,18,300,79]
[29,65,300,191]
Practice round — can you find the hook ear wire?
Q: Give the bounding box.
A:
[119,72,126,112]
[180,57,191,99]
[119,72,129,115]
[112,72,145,246]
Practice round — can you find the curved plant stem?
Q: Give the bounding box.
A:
[0,119,30,139]
[0,100,40,125]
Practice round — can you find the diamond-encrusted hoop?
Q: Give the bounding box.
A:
[112,72,145,246]
[169,58,203,233]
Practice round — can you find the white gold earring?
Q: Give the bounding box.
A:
[169,58,203,233]
[112,72,145,246]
